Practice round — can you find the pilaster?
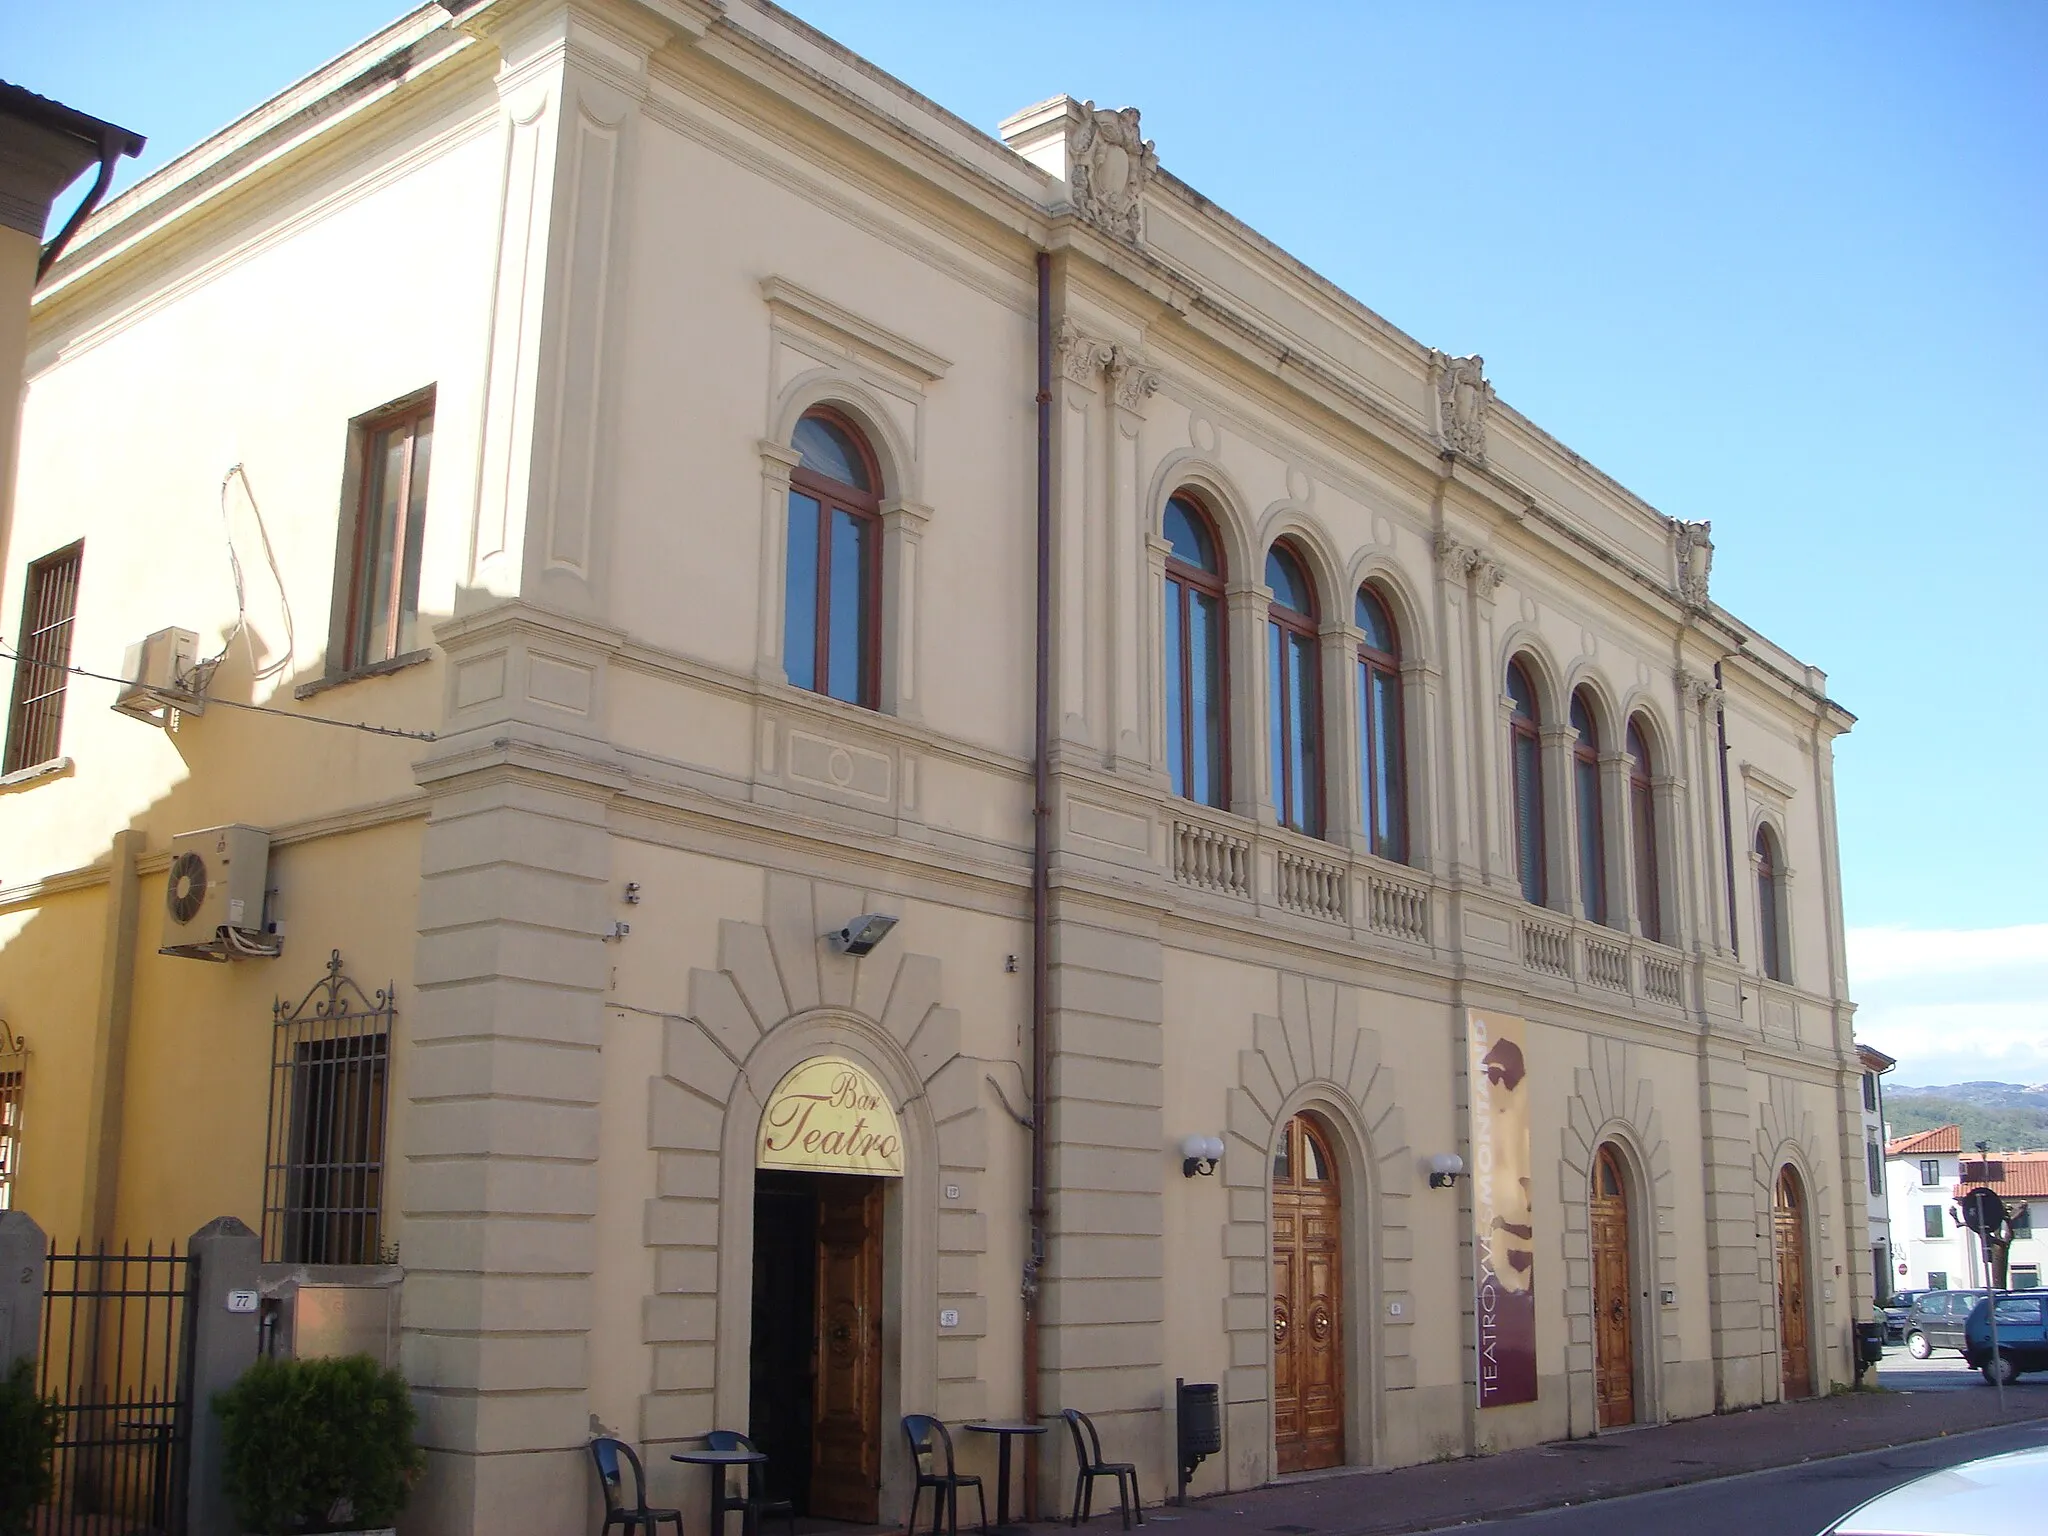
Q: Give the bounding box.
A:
[1696,1041,1760,1408]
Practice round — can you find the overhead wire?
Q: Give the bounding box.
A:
[0,645,436,742]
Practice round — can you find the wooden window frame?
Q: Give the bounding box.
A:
[1919,1158,1940,1188]
[4,541,84,775]
[1266,543,1322,837]
[340,396,435,674]
[786,408,884,711]
[1354,586,1406,864]
[1163,494,1230,809]
[0,1060,21,1211]
[1508,659,1546,906]
[1571,691,1608,926]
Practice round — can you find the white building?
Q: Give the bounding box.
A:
[1885,1126,2046,1292]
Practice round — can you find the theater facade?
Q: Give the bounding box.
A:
[1,3,1864,1533]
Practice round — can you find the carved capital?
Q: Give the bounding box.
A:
[1473,555,1507,593]
[1677,669,1720,708]
[1433,533,1479,577]
[1430,350,1492,463]
[1105,343,1161,412]
[1070,101,1157,244]
[1054,315,1112,387]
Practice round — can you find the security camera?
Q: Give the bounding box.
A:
[825,913,898,956]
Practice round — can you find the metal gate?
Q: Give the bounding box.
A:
[38,1241,194,1536]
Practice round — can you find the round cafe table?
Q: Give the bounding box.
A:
[672,1445,767,1536]
[964,1419,1049,1535]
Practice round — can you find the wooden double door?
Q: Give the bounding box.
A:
[1591,1144,1636,1428]
[1774,1167,1814,1400]
[751,1171,884,1521]
[1273,1114,1344,1473]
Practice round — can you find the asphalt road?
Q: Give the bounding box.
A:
[1419,1417,2048,1534]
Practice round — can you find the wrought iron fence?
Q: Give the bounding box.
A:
[38,1241,193,1536]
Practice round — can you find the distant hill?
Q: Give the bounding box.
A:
[1886,1082,2048,1154]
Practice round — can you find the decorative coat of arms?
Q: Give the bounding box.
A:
[1070,102,1157,244]
[1431,350,1491,462]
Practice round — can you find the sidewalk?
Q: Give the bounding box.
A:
[1124,1380,2048,1536]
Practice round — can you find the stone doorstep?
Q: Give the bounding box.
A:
[1114,1390,2048,1536]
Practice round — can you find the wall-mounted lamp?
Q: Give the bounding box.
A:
[825,913,898,956]
[1181,1134,1225,1178]
[1427,1152,1465,1189]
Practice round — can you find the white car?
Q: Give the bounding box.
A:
[1819,1443,2048,1535]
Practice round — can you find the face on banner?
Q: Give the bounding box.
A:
[1470,1009,1538,1407]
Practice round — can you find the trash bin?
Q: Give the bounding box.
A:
[1175,1378,1221,1503]
[1854,1319,1885,1380]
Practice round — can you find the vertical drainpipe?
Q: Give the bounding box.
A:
[1024,248,1053,1514]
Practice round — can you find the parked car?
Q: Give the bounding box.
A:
[1964,1292,2048,1385]
[1903,1289,1990,1358]
[1817,1442,2048,1534]
[1880,1289,1934,1344]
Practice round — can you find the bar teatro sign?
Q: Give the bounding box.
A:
[758,1055,905,1176]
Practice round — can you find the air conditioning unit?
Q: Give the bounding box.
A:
[160,824,277,961]
[113,627,205,725]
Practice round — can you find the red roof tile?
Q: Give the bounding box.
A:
[1952,1155,2048,1200]
[1888,1125,1961,1156]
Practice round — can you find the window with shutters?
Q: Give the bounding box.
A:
[1866,1134,1882,1196]
[1627,719,1662,942]
[4,541,83,774]
[1571,690,1607,925]
[1922,1204,1944,1239]
[340,397,434,673]
[1355,585,1406,863]
[784,410,882,709]
[1266,542,1321,836]
[1756,824,1788,982]
[1163,494,1228,808]
[1507,659,1545,905]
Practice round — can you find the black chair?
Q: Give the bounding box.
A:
[902,1414,987,1536]
[591,1437,685,1536]
[1060,1409,1143,1529]
[706,1429,797,1536]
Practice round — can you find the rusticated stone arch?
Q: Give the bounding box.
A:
[1222,972,1413,1483]
[1559,1036,1677,1430]
[1754,1075,1835,1396]
[638,873,987,1480]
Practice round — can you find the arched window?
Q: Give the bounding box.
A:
[1163,495,1227,808]
[783,410,881,708]
[1266,543,1321,836]
[1355,586,1406,864]
[1507,659,1545,906]
[1627,720,1661,943]
[1571,689,1607,925]
[1757,825,1787,981]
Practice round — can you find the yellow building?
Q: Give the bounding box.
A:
[1,4,1866,1534]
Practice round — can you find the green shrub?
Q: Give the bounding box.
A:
[214,1354,424,1533]
[0,1356,60,1536]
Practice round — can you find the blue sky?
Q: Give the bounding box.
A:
[8,1,2044,1087]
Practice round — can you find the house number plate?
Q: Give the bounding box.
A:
[226,1290,259,1314]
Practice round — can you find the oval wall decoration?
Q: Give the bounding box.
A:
[757,1055,906,1176]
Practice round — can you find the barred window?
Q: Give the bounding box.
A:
[264,954,394,1265]
[5,542,83,774]
[0,1059,21,1210]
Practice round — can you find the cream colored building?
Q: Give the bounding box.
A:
[1,2,1866,1532]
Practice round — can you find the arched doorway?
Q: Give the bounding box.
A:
[1273,1113,1344,1472]
[1591,1144,1635,1427]
[1774,1166,1814,1400]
